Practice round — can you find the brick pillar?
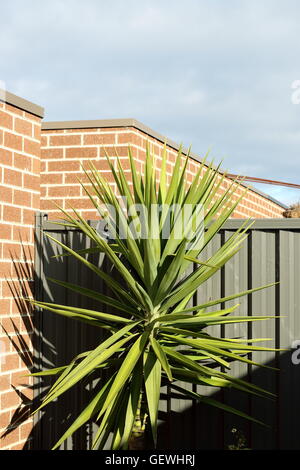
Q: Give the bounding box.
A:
[0,91,44,449]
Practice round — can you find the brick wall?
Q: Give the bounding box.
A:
[41,122,284,220]
[0,98,285,451]
[0,92,43,449]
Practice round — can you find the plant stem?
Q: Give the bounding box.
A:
[128,389,148,450]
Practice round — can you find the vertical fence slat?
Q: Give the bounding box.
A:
[222,230,250,450]
[194,233,224,449]
[250,230,276,449]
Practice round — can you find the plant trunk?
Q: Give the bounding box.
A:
[128,391,148,450]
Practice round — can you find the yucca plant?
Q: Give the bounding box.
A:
[28,145,281,450]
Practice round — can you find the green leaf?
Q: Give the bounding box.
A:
[32,299,133,324]
[43,232,138,307]
[47,277,138,315]
[92,388,126,450]
[99,331,150,418]
[178,282,279,313]
[144,349,161,446]
[33,322,140,414]
[52,374,116,450]
[120,359,144,449]
[150,336,173,381]
[162,334,281,367]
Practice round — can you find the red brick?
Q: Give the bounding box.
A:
[13,190,31,207]
[2,243,22,260]
[0,261,12,277]
[3,168,22,187]
[41,135,48,147]
[20,421,33,441]
[12,226,32,243]
[0,187,13,204]
[48,186,80,198]
[40,199,63,211]
[64,172,88,184]
[19,355,33,373]
[0,148,13,165]
[24,111,41,123]
[11,297,31,316]
[0,110,13,129]
[11,336,32,354]
[23,174,40,191]
[41,148,64,159]
[11,370,32,389]
[50,134,81,146]
[13,153,32,171]
[69,198,93,209]
[22,209,34,225]
[84,158,110,172]
[65,147,97,159]
[0,411,11,429]
[31,192,40,209]
[4,132,22,151]
[24,138,40,156]
[117,132,142,145]
[2,206,22,223]
[0,335,12,355]
[34,125,41,140]
[0,296,11,312]
[48,160,80,172]
[0,224,12,240]
[31,158,40,175]
[46,211,63,220]
[99,146,131,158]
[83,133,115,145]
[137,149,147,162]
[14,118,32,137]
[20,246,34,264]
[40,173,63,184]
[80,210,99,220]
[0,424,19,448]
[1,356,20,374]
[5,104,23,116]
[96,171,120,184]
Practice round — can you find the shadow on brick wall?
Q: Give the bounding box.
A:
[1,240,35,448]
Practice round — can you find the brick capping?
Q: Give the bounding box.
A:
[0,89,44,119]
[42,118,287,210]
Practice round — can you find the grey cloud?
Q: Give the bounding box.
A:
[2,0,300,205]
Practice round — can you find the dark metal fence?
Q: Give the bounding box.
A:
[33,213,300,450]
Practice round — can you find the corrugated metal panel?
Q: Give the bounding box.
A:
[222,230,251,449]
[33,216,300,449]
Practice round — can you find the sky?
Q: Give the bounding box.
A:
[2,0,300,206]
